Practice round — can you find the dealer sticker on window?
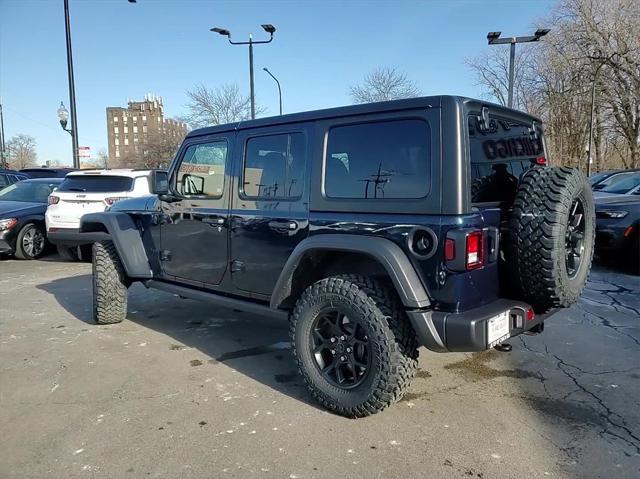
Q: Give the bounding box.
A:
[487,311,511,348]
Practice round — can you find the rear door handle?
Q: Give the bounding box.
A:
[269,220,299,232]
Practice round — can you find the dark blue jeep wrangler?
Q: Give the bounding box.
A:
[73,96,595,417]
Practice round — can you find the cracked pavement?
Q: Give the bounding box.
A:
[0,259,638,478]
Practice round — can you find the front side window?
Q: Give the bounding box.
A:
[325,119,430,199]
[175,140,227,198]
[243,132,305,199]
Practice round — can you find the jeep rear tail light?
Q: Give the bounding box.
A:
[534,156,547,166]
[444,238,455,261]
[465,231,484,270]
[48,196,60,205]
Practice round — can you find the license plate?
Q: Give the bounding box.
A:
[487,311,510,348]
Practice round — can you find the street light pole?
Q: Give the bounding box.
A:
[0,100,7,169]
[249,36,255,119]
[487,29,550,109]
[211,24,276,120]
[63,0,80,168]
[263,67,282,115]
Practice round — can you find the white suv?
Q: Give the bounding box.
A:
[46,169,152,260]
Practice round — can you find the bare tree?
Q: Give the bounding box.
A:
[182,83,266,128]
[349,67,421,104]
[7,134,37,170]
[117,129,184,169]
[466,0,640,170]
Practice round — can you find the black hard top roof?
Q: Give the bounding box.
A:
[186,95,541,139]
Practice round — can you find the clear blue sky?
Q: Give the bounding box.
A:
[0,0,555,166]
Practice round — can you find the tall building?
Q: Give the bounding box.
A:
[106,95,187,166]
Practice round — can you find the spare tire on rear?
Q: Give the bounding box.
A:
[506,166,595,313]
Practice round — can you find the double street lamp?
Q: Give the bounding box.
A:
[487,29,550,109]
[211,24,276,120]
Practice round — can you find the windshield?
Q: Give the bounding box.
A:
[58,175,133,193]
[0,181,59,203]
[600,173,640,194]
[589,171,610,185]
[592,171,634,190]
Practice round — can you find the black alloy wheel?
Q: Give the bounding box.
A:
[310,308,372,389]
[565,198,586,278]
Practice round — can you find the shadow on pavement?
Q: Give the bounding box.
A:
[37,274,321,411]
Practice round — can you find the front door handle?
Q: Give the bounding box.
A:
[202,217,225,226]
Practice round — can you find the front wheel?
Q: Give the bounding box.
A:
[291,274,418,418]
[92,241,128,324]
[15,223,47,260]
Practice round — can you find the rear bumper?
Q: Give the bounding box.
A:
[407,299,555,352]
[47,227,110,246]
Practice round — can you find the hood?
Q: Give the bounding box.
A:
[0,201,45,218]
[108,195,159,212]
[595,195,640,207]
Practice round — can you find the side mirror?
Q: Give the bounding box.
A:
[150,170,169,195]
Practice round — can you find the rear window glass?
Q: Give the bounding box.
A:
[325,119,430,199]
[468,115,542,203]
[58,175,133,193]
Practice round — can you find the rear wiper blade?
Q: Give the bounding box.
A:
[67,187,86,192]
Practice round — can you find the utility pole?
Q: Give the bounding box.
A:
[487,29,550,109]
[211,24,277,120]
[63,0,80,168]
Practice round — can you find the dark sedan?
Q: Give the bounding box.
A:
[595,194,640,275]
[0,178,63,259]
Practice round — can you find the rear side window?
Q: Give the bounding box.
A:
[243,132,305,199]
[57,175,134,193]
[468,115,542,203]
[0,174,8,188]
[325,119,430,199]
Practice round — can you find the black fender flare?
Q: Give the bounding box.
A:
[269,234,431,310]
[80,212,153,279]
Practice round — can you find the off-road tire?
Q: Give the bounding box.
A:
[57,245,79,261]
[14,223,47,260]
[290,274,418,418]
[507,166,595,312]
[92,241,128,324]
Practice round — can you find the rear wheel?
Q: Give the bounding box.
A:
[57,245,79,261]
[507,167,595,312]
[291,274,418,417]
[15,223,47,260]
[92,241,128,324]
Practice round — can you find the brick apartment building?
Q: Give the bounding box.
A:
[106,95,188,166]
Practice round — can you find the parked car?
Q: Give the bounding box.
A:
[595,194,640,275]
[58,96,595,417]
[45,169,153,260]
[20,167,77,178]
[590,169,639,191]
[593,171,640,198]
[0,168,29,189]
[0,178,63,259]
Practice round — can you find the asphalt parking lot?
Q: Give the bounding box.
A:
[0,258,638,478]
